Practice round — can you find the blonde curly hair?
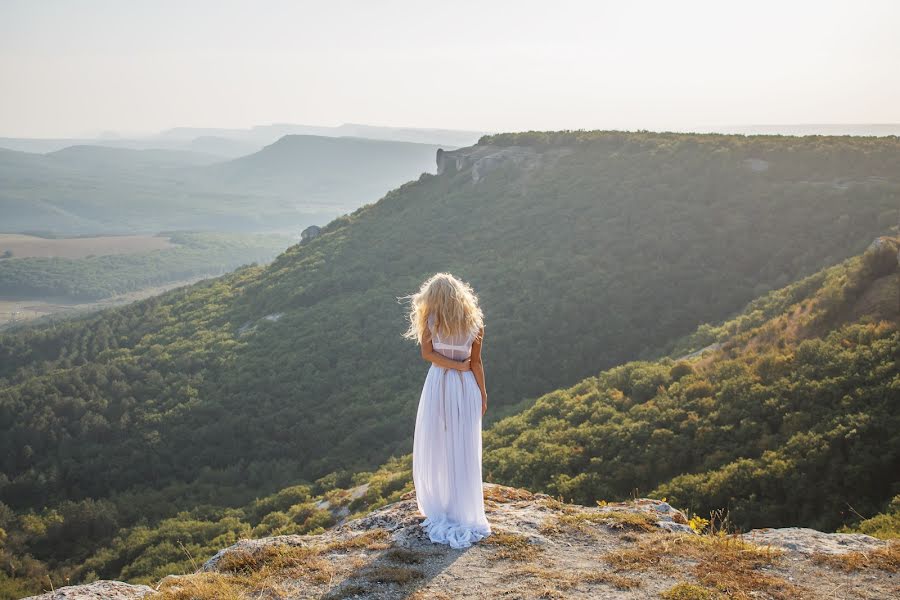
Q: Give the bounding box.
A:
[399,272,484,345]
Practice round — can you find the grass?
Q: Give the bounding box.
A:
[482,530,544,561]
[601,533,804,599]
[502,564,577,590]
[540,508,658,537]
[501,564,642,594]
[483,485,535,504]
[661,582,722,599]
[322,583,370,600]
[810,541,899,572]
[383,547,425,564]
[582,570,642,590]
[156,529,395,599]
[363,565,425,584]
[155,572,250,600]
[603,546,672,573]
[537,495,579,514]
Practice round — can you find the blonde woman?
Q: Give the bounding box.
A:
[400,272,491,548]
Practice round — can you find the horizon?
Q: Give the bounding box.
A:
[4,121,900,143]
[2,0,899,138]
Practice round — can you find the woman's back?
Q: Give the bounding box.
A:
[427,313,476,361]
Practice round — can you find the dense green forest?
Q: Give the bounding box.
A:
[483,236,899,531]
[4,131,896,506]
[1,131,898,597]
[0,232,292,301]
[1,238,895,599]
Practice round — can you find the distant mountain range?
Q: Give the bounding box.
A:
[0,134,445,234]
[0,122,487,157]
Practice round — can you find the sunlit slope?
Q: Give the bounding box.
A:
[1,131,897,512]
[483,236,899,531]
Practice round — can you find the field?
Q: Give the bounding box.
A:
[0,230,293,308]
[0,275,212,329]
[0,233,175,259]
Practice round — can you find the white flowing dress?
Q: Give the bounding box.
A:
[412,313,491,549]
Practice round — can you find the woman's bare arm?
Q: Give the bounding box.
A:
[421,328,471,371]
[470,327,487,415]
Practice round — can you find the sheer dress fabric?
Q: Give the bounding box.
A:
[412,313,491,549]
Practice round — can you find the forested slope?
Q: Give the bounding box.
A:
[483,236,899,531]
[2,238,895,599]
[1,132,897,515]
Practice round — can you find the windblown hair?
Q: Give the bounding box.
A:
[399,272,484,345]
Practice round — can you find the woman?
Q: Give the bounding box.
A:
[401,272,491,549]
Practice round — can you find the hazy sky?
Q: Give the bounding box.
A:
[1,0,898,138]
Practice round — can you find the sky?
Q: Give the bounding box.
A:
[1,0,898,138]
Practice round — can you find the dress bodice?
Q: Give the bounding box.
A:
[427,313,476,361]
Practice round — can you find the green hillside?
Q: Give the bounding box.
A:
[0,131,898,597]
[1,238,895,599]
[0,231,293,302]
[483,236,899,531]
[2,131,897,511]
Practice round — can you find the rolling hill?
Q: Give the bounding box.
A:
[1,130,897,519]
[0,122,485,156]
[1,237,895,599]
[482,236,899,531]
[197,135,444,207]
[0,135,445,234]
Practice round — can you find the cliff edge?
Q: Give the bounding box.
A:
[23,483,898,599]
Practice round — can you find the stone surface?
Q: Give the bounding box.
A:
[21,580,156,600]
[744,526,890,555]
[27,484,900,600]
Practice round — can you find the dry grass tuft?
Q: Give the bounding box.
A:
[660,582,721,599]
[171,529,396,599]
[322,582,371,600]
[582,570,642,590]
[602,546,671,573]
[540,509,657,537]
[537,496,579,514]
[325,528,393,551]
[483,486,534,503]
[406,591,453,600]
[384,547,425,564]
[811,541,899,572]
[501,564,577,590]
[215,543,318,574]
[363,565,425,584]
[681,535,800,599]
[601,533,804,599]
[212,530,391,576]
[155,572,257,600]
[483,530,544,561]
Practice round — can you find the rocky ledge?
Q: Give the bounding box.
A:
[24,483,898,599]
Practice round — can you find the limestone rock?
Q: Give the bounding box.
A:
[21,580,156,600]
[743,526,890,555]
[29,484,900,600]
[436,145,546,183]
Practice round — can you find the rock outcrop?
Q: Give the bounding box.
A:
[21,483,899,599]
[744,527,890,555]
[436,145,565,183]
[22,580,155,600]
[300,225,321,244]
